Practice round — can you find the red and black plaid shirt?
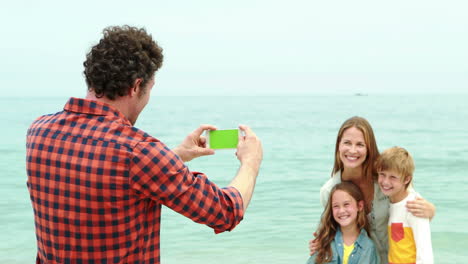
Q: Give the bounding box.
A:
[26,97,244,264]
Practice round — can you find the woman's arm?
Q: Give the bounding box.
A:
[308,233,318,256]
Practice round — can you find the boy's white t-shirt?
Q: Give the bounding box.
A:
[388,192,433,264]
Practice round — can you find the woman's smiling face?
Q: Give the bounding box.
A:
[338,127,367,170]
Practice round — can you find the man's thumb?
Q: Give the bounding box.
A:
[197,147,215,156]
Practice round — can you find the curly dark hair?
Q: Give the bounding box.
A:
[83,25,164,100]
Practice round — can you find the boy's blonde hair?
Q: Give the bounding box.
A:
[375,146,415,188]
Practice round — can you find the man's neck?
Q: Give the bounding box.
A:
[85,92,133,124]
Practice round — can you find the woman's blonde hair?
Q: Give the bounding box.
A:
[314,182,370,263]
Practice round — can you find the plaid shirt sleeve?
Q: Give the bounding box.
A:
[129,141,244,233]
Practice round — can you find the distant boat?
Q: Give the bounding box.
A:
[354,93,368,96]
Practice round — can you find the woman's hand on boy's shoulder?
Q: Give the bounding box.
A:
[406,197,436,219]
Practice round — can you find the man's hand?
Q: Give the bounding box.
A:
[236,125,263,170]
[173,124,216,162]
[227,125,263,211]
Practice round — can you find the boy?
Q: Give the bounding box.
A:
[376,147,433,264]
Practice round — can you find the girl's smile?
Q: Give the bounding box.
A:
[331,190,363,230]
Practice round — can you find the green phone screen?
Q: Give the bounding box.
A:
[209,129,239,149]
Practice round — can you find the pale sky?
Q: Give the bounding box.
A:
[1,0,467,97]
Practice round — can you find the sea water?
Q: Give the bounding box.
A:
[0,95,467,263]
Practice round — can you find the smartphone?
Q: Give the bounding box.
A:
[206,129,239,149]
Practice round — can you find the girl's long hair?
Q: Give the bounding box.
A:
[332,116,380,184]
[314,182,370,264]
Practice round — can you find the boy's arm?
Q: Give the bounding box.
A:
[408,214,433,264]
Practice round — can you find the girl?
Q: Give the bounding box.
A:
[306,182,379,264]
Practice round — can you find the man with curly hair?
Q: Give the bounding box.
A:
[26,25,263,264]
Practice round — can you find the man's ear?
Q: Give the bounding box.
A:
[128,78,143,97]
